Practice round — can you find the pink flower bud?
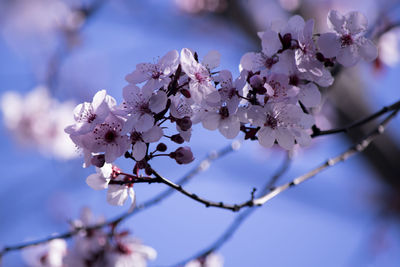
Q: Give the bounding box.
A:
[170,146,194,164]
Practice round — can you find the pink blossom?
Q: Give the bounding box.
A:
[125,50,179,91]
[318,10,378,67]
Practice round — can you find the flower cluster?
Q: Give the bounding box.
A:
[64,10,377,207]
[1,86,78,160]
[23,208,156,267]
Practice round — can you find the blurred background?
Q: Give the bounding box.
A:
[1,0,400,266]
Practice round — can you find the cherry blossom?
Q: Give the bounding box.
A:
[1,86,78,160]
[180,48,220,104]
[86,163,113,190]
[23,239,67,267]
[130,125,164,161]
[107,182,135,208]
[250,103,314,150]
[65,90,114,135]
[125,50,179,91]
[63,208,155,267]
[80,115,130,163]
[65,208,108,266]
[273,51,322,107]
[185,253,224,267]
[294,20,334,87]
[318,10,378,67]
[105,237,157,267]
[118,84,167,133]
[201,105,240,139]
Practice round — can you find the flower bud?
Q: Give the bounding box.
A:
[137,160,147,169]
[249,75,263,89]
[156,143,167,152]
[180,89,191,98]
[91,154,105,168]
[176,116,192,131]
[170,146,194,164]
[282,33,292,49]
[145,166,153,175]
[171,134,184,144]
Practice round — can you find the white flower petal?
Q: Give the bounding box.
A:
[86,173,109,190]
[261,30,281,57]
[299,83,321,107]
[276,127,295,150]
[318,33,340,58]
[284,15,305,36]
[295,130,312,147]
[122,84,142,103]
[180,48,197,75]
[107,185,128,206]
[359,39,378,62]
[159,50,179,75]
[92,90,107,110]
[203,50,221,70]
[240,52,263,71]
[345,11,368,35]
[327,10,345,33]
[135,113,154,132]
[132,141,147,161]
[219,116,240,139]
[149,90,167,113]
[99,163,113,178]
[105,145,119,163]
[128,188,136,212]
[337,45,359,67]
[202,112,220,131]
[142,126,163,143]
[258,127,276,148]
[125,63,152,84]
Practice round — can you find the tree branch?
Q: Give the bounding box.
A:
[144,106,400,211]
[0,142,239,257]
[311,99,400,137]
[171,153,292,267]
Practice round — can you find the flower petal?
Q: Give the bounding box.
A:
[240,52,263,72]
[159,50,179,75]
[345,11,368,35]
[149,90,167,113]
[202,112,220,131]
[142,126,163,143]
[203,50,221,70]
[299,83,321,107]
[337,45,359,67]
[318,33,340,58]
[276,127,295,150]
[327,10,345,33]
[132,141,147,161]
[107,185,128,206]
[261,30,281,57]
[135,113,154,132]
[86,173,109,190]
[258,127,276,148]
[359,38,378,62]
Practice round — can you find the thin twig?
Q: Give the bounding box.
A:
[311,99,400,137]
[146,106,400,212]
[171,153,292,267]
[0,142,239,257]
[254,109,399,206]
[169,108,399,266]
[1,107,398,259]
